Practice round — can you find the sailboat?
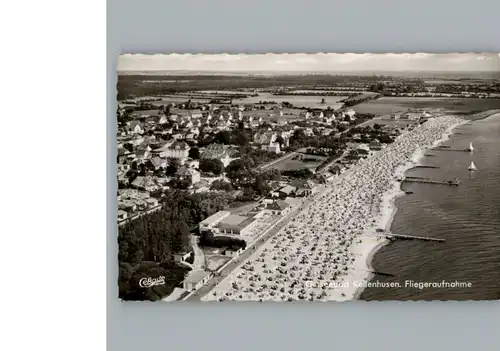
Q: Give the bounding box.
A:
[468,161,477,171]
[467,142,474,152]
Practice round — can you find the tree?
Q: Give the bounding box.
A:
[199,158,224,175]
[166,158,181,176]
[379,134,393,143]
[188,147,200,159]
[276,135,285,148]
[210,180,234,192]
[373,123,381,130]
[215,131,231,145]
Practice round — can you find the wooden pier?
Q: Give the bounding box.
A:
[385,233,446,242]
[369,270,395,277]
[435,147,470,152]
[402,176,460,186]
[415,165,440,169]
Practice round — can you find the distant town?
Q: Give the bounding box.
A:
[117,73,500,301]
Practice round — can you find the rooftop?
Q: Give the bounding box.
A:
[184,270,211,284]
[200,211,230,225]
[218,214,256,232]
[266,200,290,211]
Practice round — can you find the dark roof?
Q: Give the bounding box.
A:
[266,200,290,211]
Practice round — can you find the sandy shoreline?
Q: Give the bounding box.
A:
[352,116,469,299]
[203,115,468,302]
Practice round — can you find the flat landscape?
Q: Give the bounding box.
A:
[232,93,348,109]
[116,53,500,303]
[354,97,500,116]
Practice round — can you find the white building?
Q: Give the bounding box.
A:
[199,211,231,234]
[183,270,212,292]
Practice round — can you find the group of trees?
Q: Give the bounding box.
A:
[118,190,236,300]
[289,128,346,155]
[344,125,395,144]
[199,158,224,175]
[199,230,246,250]
[210,180,234,192]
[280,168,314,179]
[225,157,281,196]
[341,93,382,108]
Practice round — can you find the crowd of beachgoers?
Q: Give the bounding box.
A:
[202,115,466,302]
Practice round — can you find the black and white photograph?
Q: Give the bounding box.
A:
[116,53,500,302]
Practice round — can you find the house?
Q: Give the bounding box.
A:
[216,214,257,237]
[222,247,243,258]
[130,176,159,192]
[117,210,128,221]
[276,185,296,199]
[135,149,151,162]
[304,128,314,137]
[265,200,291,216]
[231,109,243,120]
[267,141,281,154]
[118,200,137,212]
[165,140,191,159]
[145,198,159,209]
[272,119,288,127]
[188,109,203,119]
[201,111,213,120]
[299,111,311,119]
[254,132,281,153]
[271,107,283,117]
[344,109,356,118]
[312,110,324,119]
[290,179,316,197]
[357,144,371,155]
[201,144,232,167]
[317,171,335,183]
[175,167,200,184]
[174,251,193,264]
[127,121,144,135]
[199,211,231,234]
[324,110,336,120]
[183,270,212,292]
[158,114,169,124]
[329,164,344,175]
[149,157,168,170]
[276,131,290,147]
[369,139,383,151]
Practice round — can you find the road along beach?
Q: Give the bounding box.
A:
[202,115,467,302]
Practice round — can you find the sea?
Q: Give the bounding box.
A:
[360,112,500,301]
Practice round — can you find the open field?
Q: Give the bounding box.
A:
[197,90,255,95]
[269,154,326,171]
[290,89,367,94]
[354,97,500,116]
[233,93,348,109]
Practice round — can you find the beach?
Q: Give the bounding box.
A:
[203,115,467,302]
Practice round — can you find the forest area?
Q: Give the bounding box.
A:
[118,190,236,300]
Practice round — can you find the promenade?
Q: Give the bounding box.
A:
[184,194,318,301]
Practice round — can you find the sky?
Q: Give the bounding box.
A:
[118,53,500,72]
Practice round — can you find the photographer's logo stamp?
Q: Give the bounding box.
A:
[139,276,166,288]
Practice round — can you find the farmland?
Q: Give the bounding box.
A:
[232,93,348,109]
[354,97,500,116]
